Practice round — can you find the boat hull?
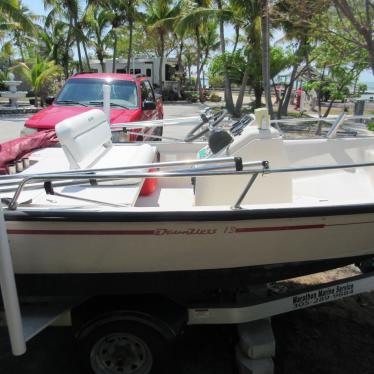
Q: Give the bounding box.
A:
[14,255,372,297]
[5,205,374,296]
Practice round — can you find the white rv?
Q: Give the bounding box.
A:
[89,55,180,90]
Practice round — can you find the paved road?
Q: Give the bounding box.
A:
[0,115,28,143]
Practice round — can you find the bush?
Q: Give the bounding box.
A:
[184,91,199,103]
[209,92,222,102]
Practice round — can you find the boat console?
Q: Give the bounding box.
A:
[194,110,292,206]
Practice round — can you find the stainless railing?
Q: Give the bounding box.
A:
[270,114,374,138]
[3,157,268,210]
[4,156,374,211]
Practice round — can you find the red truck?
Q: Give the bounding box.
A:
[22,73,164,141]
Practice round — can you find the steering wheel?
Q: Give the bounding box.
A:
[184,109,227,142]
[230,114,254,136]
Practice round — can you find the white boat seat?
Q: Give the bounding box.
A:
[54,109,156,185]
[56,109,113,170]
[8,110,157,206]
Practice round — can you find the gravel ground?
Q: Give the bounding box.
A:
[1,103,374,373]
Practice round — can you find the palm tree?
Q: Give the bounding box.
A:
[124,0,139,72]
[272,0,329,117]
[229,0,263,110]
[83,5,112,72]
[216,0,235,113]
[14,56,62,107]
[44,0,85,75]
[261,0,273,117]
[10,3,40,62]
[183,45,195,84]
[38,21,68,67]
[0,0,35,34]
[105,0,129,73]
[199,20,220,87]
[0,41,14,68]
[176,0,214,96]
[145,0,181,89]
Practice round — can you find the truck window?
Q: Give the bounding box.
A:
[140,81,155,102]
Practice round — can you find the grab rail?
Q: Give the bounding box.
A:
[269,114,374,125]
[0,156,244,182]
[5,159,374,211]
[270,114,374,138]
[5,158,268,210]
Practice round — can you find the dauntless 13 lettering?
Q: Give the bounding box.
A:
[155,228,217,236]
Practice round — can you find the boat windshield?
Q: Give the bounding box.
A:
[56,78,138,108]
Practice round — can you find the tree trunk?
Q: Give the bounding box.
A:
[318,64,327,118]
[278,63,297,117]
[82,40,91,70]
[177,40,184,74]
[76,39,83,71]
[112,30,117,73]
[217,0,235,114]
[261,0,274,118]
[16,33,25,62]
[323,99,335,118]
[96,31,105,72]
[159,32,165,89]
[63,20,73,78]
[100,59,105,73]
[254,85,263,108]
[34,94,38,108]
[195,26,201,95]
[127,19,134,72]
[278,40,306,118]
[74,16,83,72]
[233,25,240,53]
[235,68,249,116]
[272,78,280,103]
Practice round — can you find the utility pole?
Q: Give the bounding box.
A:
[261,0,274,119]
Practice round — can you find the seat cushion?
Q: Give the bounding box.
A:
[56,109,112,169]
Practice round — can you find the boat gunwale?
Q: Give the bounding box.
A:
[5,202,374,222]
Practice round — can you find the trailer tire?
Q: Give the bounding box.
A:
[78,321,172,374]
[357,258,374,273]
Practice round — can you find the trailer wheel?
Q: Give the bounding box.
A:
[357,258,374,273]
[79,321,171,374]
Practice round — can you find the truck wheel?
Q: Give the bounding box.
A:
[79,321,171,374]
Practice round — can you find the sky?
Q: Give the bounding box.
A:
[23,0,374,85]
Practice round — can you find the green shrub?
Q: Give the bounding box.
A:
[184,90,199,102]
[209,92,222,102]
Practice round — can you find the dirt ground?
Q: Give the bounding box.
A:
[270,266,374,374]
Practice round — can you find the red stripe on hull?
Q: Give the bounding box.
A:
[7,229,155,235]
[235,224,325,233]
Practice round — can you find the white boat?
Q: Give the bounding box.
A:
[1,108,374,298]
